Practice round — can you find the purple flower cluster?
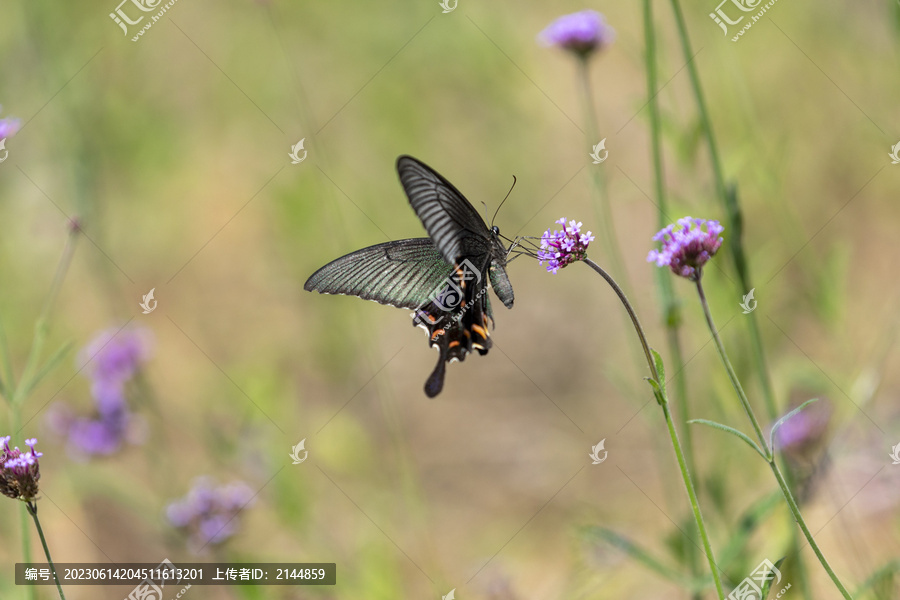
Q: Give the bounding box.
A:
[538,10,615,58]
[1,437,42,501]
[166,478,256,551]
[0,106,21,139]
[538,218,595,274]
[647,217,724,280]
[47,328,150,458]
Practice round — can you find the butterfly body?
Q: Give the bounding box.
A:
[304,156,514,397]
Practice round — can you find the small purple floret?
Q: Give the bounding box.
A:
[1,437,42,501]
[647,217,724,281]
[538,217,594,274]
[538,10,615,57]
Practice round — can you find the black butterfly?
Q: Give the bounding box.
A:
[304,156,515,397]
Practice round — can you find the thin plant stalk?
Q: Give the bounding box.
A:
[0,227,78,600]
[695,279,853,599]
[642,0,700,592]
[666,0,777,421]
[584,258,725,599]
[27,502,66,600]
[12,407,36,600]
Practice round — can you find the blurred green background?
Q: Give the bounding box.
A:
[1,0,899,598]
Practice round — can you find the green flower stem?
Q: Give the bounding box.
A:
[13,226,78,408]
[695,279,853,599]
[694,280,768,450]
[11,407,36,600]
[642,0,698,523]
[584,258,725,599]
[27,502,66,600]
[667,0,777,421]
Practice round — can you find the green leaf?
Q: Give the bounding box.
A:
[688,419,767,460]
[581,526,701,590]
[651,348,666,387]
[648,349,668,405]
[760,557,786,599]
[769,398,819,453]
[853,558,900,598]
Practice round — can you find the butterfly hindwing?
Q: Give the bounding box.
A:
[414,259,493,397]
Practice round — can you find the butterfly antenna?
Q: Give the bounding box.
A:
[490,175,517,228]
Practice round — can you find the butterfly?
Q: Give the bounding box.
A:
[304,156,516,397]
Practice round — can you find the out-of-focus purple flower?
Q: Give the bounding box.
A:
[537,217,594,273]
[774,400,832,453]
[64,403,134,457]
[166,478,255,551]
[0,106,21,139]
[1,437,42,501]
[538,11,615,58]
[46,327,151,459]
[80,328,151,389]
[647,217,724,281]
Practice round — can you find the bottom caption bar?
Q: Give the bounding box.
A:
[16,562,336,585]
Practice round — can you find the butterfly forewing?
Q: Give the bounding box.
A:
[304,238,455,310]
[398,156,493,266]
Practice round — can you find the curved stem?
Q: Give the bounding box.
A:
[14,226,78,407]
[641,3,700,590]
[695,280,768,451]
[694,278,854,599]
[27,502,66,600]
[583,259,725,599]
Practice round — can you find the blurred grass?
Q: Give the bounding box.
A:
[0,0,899,598]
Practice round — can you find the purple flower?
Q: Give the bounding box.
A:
[538,10,615,58]
[80,327,151,388]
[0,106,21,139]
[166,478,256,552]
[647,217,724,281]
[537,217,594,273]
[63,405,134,457]
[46,327,151,459]
[774,401,831,453]
[1,437,42,501]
